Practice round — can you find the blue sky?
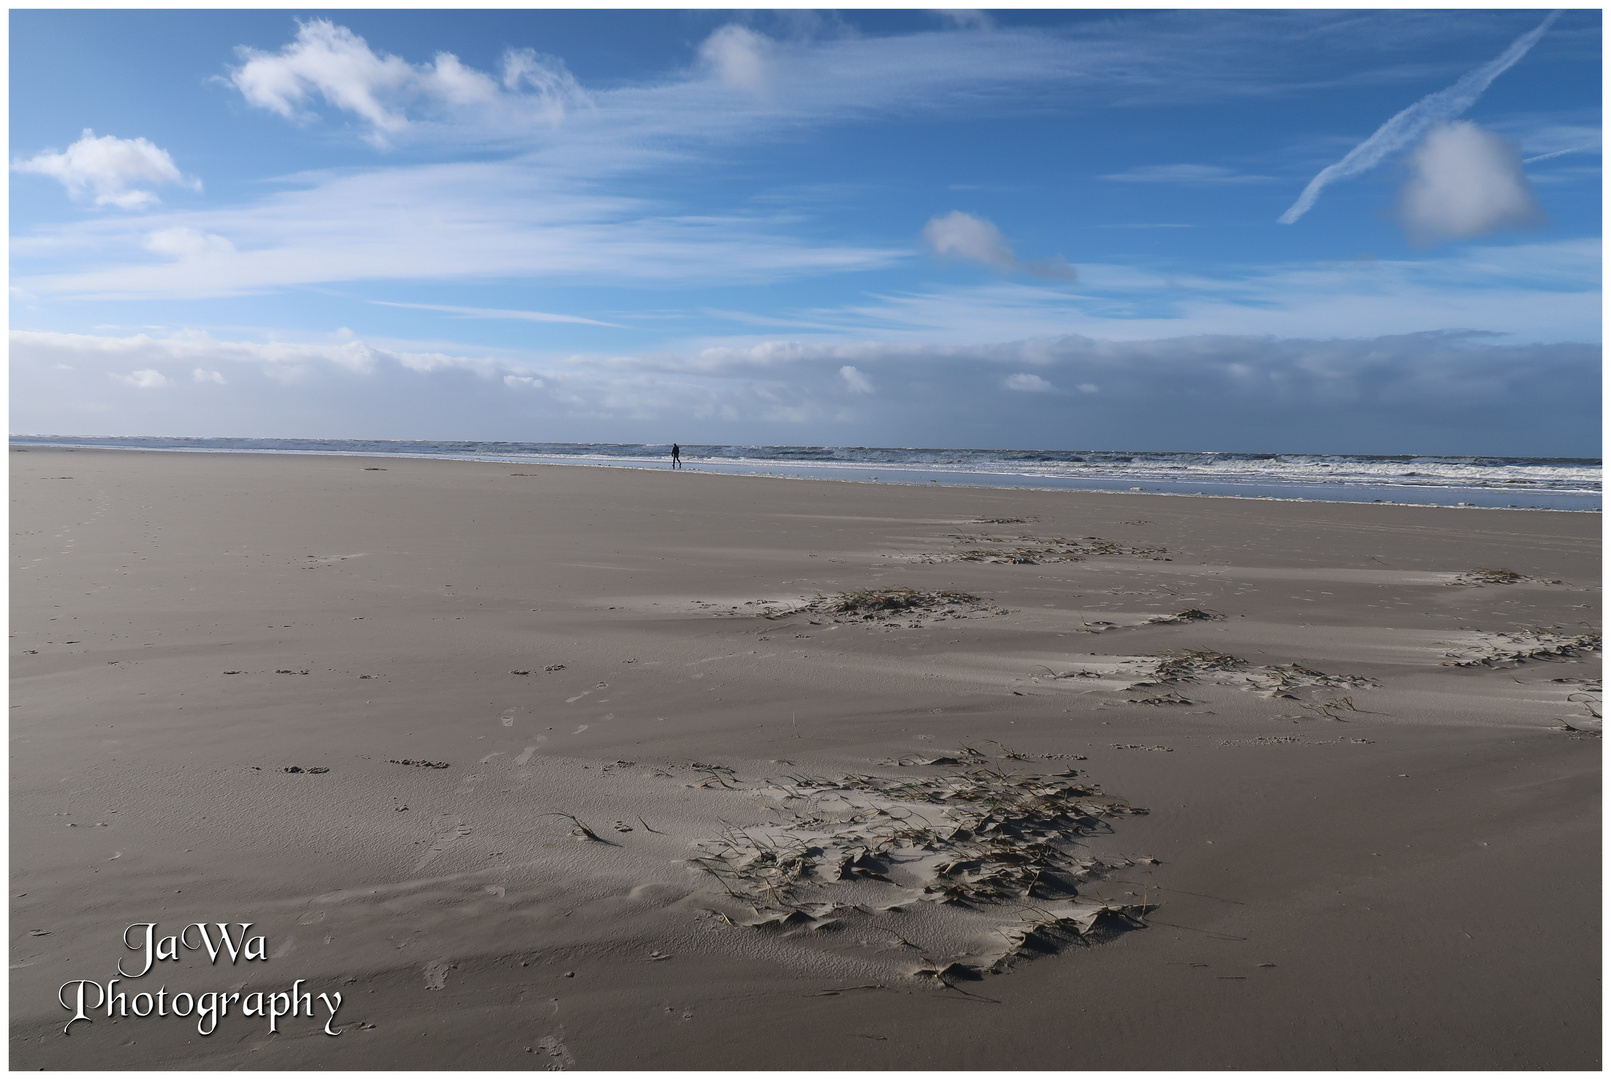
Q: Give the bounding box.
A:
[9,9,1601,455]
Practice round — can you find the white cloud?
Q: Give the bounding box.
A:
[13,129,198,209]
[193,368,226,384]
[839,365,874,394]
[503,374,544,389]
[699,25,774,95]
[146,227,235,259]
[1077,383,1100,394]
[114,368,171,389]
[1004,372,1055,392]
[923,211,1075,282]
[228,19,587,144]
[1398,121,1545,245]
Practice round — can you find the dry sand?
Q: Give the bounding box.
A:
[9,447,1601,1069]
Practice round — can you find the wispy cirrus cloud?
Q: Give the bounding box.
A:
[1099,164,1277,184]
[371,300,623,328]
[764,238,1600,346]
[11,161,906,301]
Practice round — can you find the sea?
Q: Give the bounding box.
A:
[9,435,1600,511]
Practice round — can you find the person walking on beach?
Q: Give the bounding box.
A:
[671,443,681,469]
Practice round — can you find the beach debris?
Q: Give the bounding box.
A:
[1442,628,1601,668]
[281,765,328,774]
[389,758,450,769]
[1128,651,1376,698]
[689,749,1151,977]
[1111,744,1173,752]
[1450,567,1560,586]
[917,532,1169,565]
[542,812,614,844]
[1146,608,1224,624]
[1030,650,1376,715]
[275,669,311,675]
[1125,692,1193,706]
[734,587,991,623]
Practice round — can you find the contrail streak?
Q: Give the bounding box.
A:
[1279,11,1559,225]
[1522,143,1598,164]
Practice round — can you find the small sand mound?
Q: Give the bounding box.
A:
[690,750,1151,978]
[1442,628,1601,668]
[1033,651,1376,714]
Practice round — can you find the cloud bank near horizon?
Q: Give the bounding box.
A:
[12,326,1598,457]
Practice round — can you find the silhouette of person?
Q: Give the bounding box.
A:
[671,443,681,469]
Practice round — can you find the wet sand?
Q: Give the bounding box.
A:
[9,447,1601,1069]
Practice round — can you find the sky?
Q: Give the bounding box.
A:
[9,8,1602,455]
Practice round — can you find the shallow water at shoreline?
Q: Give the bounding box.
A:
[10,435,1600,510]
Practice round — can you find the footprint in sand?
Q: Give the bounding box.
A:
[572,725,589,735]
[423,958,451,991]
[501,708,517,728]
[565,691,592,704]
[514,744,542,766]
[479,751,505,765]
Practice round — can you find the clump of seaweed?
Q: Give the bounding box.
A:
[735,587,992,623]
[809,587,982,619]
[1146,649,1246,682]
[690,750,1151,979]
[1123,651,1376,700]
[1451,567,1532,586]
[919,532,1169,565]
[1146,608,1224,624]
[1443,628,1601,668]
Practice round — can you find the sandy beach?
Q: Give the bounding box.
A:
[9,446,1600,1069]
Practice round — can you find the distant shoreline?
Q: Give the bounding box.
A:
[10,435,1601,512]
